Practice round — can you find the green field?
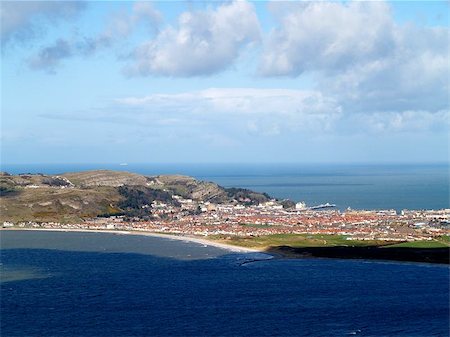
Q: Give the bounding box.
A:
[240,223,275,228]
[208,233,450,249]
[208,233,393,249]
[384,236,450,248]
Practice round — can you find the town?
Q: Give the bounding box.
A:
[4,195,449,243]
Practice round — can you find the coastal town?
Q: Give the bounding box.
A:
[4,196,449,243]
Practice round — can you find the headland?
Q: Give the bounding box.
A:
[1,170,449,264]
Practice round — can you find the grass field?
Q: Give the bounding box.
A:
[208,233,394,249]
[384,236,450,248]
[208,233,450,249]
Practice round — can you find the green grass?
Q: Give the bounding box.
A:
[240,223,274,228]
[439,235,450,243]
[208,233,392,249]
[209,233,450,250]
[385,238,450,248]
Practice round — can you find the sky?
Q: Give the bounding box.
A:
[1,0,449,164]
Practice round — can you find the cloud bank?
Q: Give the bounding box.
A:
[125,1,261,76]
[115,88,448,136]
[4,0,449,156]
[259,1,449,115]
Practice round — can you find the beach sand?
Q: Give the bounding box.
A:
[1,228,267,255]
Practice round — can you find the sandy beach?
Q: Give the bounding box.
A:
[0,228,267,255]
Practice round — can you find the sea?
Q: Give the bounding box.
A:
[2,163,449,336]
[1,163,449,211]
[1,230,449,337]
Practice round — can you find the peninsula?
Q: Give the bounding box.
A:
[1,170,449,264]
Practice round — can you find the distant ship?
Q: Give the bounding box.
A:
[119,163,128,166]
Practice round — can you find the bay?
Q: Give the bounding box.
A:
[1,230,449,337]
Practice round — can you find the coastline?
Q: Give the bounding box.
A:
[0,228,268,255]
[2,228,448,264]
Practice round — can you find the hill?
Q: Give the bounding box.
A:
[0,170,273,223]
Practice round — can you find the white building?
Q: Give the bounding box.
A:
[295,202,307,210]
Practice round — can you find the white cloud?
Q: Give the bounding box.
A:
[126,1,261,76]
[0,1,86,44]
[323,24,449,114]
[260,1,449,114]
[348,110,450,133]
[116,88,449,136]
[102,2,161,40]
[260,1,395,76]
[116,88,342,134]
[116,88,340,116]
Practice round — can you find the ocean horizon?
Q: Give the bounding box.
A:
[2,162,448,211]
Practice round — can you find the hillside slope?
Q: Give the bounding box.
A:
[0,170,273,223]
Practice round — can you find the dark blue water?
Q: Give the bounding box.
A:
[1,231,449,336]
[2,163,448,210]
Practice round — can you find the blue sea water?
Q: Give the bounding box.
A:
[1,231,449,337]
[2,163,448,210]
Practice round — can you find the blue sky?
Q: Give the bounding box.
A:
[1,1,449,164]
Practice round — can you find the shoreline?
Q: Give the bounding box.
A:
[0,228,269,256]
[2,228,448,264]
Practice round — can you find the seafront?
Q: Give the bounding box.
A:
[0,228,265,255]
[4,205,449,243]
[2,226,449,264]
[2,170,448,245]
[2,170,449,262]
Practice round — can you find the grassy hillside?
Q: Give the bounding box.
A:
[0,186,121,223]
[62,170,148,187]
[0,170,273,223]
